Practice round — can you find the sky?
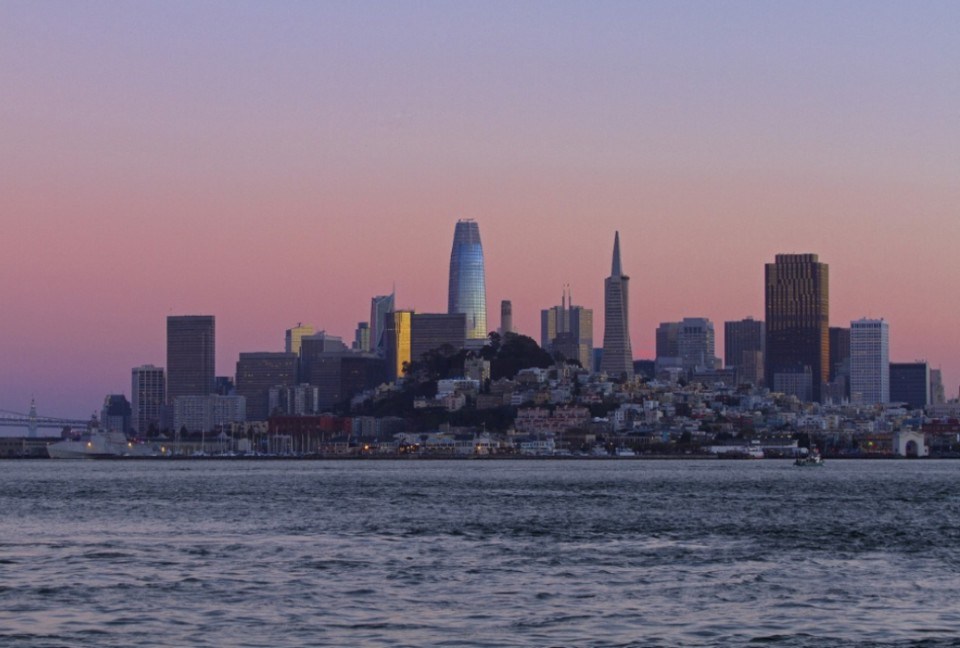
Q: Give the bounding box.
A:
[1,1,958,419]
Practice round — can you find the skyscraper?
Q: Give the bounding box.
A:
[541,286,593,368]
[765,254,829,402]
[890,362,930,410]
[600,232,633,378]
[166,315,215,406]
[131,364,165,434]
[447,219,487,340]
[678,317,716,374]
[369,292,395,356]
[285,323,314,355]
[724,318,765,386]
[850,318,889,405]
[235,352,298,420]
[384,310,413,381]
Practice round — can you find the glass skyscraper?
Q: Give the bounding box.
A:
[447,220,487,340]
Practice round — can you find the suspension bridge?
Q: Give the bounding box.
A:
[0,399,93,438]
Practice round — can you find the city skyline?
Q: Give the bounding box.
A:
[1,2,959,417]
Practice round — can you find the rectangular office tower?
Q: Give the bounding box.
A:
[890,362,930,410]
[131,364,165,434]
[765,254,829,402]
[850,318,889,405]
[724,318,765,386]
[166,315,215,405]
[236,352,298,420]
[541,286,593,369]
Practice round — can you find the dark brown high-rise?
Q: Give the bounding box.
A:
[764,254,829,402]
[166,315,216,406]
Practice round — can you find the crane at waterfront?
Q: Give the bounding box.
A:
[0,399,93,438]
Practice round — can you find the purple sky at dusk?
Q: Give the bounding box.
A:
[1,1,958,418]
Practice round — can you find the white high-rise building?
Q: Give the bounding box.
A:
[850,318,889,405]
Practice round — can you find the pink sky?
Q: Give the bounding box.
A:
[1,2,958,417]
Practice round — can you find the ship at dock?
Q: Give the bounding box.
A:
[47,429,159,459]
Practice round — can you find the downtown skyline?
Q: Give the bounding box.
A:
[1,2,958,417]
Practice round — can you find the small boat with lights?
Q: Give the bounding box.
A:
[793,448,824,467]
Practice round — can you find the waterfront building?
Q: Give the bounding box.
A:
[541,286,593,368]
[100,394,132,434]
[500,300,513,335]
[131,364,165,434]
[724,318,765,386]
[173,394,245,434]
[166,315,215,405]
[764,254,829,402]
[447,219,488,340]
[353,322,371,352]
[235,352,298,420]
[600,232,633,378]
[850,318,889,405]
[890,362,930,410]
[269,384,320,416]
[369,292,395,357]
[284,323,315,356]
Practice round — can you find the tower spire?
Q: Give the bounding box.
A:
[611,231,623,277]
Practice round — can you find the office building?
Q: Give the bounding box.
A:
[765,254,829,402]
[369,292,395,356]
[541,286,593,368]
[448,219,487,340]
[678,317,716,374]
[724,318,765,386]
[166,315,215,405]
[353,322,371,352]
[100,394,132,434]
[299,332,348,384]
[173,395,245,434]
[131,364,165,434]
[411,313,467,363]
[309,354,385,410]
[600,232,633,378]
[850,318,889,405]
[384,310,413,381]
[236,352,298,420]
[285,323,315,356]
[890,362,930,410]
[930,368,946,405]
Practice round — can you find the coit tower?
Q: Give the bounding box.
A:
[447,219,488,340]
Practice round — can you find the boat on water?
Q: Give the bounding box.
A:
[47,429,160,459]
[794,448,824,467]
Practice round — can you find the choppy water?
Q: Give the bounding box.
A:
[2,459,960,647]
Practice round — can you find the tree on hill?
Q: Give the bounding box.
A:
[490,332,554,380]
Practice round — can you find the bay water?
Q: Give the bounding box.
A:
[1,459,959,646]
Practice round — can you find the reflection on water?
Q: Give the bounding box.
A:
[1,459,959,647]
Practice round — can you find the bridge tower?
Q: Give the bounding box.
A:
[28,398,38,438]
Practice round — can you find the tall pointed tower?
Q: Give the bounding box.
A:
[600,232,633,378]
[448,220,488,340]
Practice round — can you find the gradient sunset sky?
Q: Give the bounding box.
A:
[1,1,958,418]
